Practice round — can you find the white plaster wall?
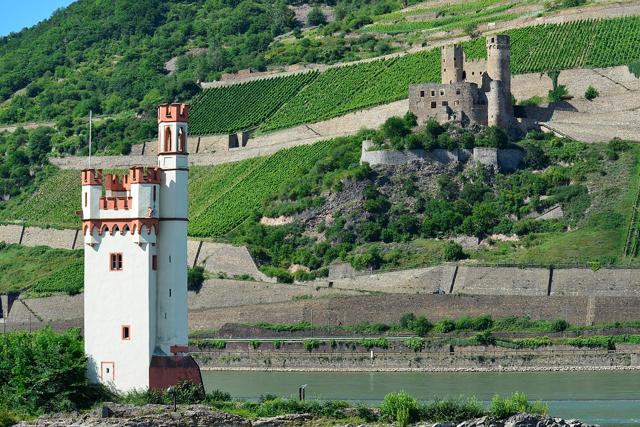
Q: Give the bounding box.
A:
[84,230,156,391]
[156,162,189,355]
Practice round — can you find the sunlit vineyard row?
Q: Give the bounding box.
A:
[188,139,339,237]
[185,17,639,136]
[189,72,317,135]
[259,60,390,132]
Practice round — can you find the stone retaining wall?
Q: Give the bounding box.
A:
[453,266,549,296]
[193,345,640,371]
[360,141,524,172]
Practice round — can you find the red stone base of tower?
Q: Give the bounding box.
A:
[149,355,203,390]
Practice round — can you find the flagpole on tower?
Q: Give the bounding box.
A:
[88,110,92,169]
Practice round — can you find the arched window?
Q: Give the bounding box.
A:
[164,126,172,152]
[178,127,186,152]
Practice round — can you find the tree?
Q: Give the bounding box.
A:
[307,6,327,26]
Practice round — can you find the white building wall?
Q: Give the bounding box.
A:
[156,154,189,355]
[84,229,156,391]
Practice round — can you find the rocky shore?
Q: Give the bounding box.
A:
[18,403,598,427]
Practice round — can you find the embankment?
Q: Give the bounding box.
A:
[192,342,640,372]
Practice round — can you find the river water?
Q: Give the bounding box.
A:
[202,370,640,426]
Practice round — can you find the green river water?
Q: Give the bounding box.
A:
[202,370,640,426]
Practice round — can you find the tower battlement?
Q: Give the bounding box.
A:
[157,103,189,123]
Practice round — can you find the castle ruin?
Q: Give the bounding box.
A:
[409,35,513,129]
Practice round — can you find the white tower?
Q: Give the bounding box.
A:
[82,103,201,392]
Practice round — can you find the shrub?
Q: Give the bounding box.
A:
[380,391,418,425]
[359,338,389,350]
[471,331,496,346]
[249,340,261,350]
[443,241,465,261]
[303,339,321,352]
[260,266,294,283]
[187,266,205,292]
[490,392,548,419]
[477,126,508,148]
[584,85,599,100]
[433,319,456,333]
[273,340,283,349]
[356,403,379,422]
[421,397,485,422]
[307,6,327,26]
[404,337,425,352]
[382,116,410,139]
[550,319,569,332]
[548,84,568,102]
[206,389,232,402]
[0,328,111,414]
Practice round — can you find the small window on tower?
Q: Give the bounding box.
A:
[430,101,437,108]
[122,326,130,340]
[431,90,436,97]
[110,253,123,271]
[153,186,156,202]
[84,192,87,207]
[456,89,461,95]
[152,255,157,271]
[420,90,425,97]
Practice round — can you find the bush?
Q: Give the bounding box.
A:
[471,331,496,346]
[443,241,465,261]
[0,328,111,414]
[550,319,569,332]
[260,266,294,283]
[206,389,232,402]
[359,338,389,350]
[584,85,599,100]
[249,340,261,350]
[477,126,508,148]
[303,339,321,352]
[382,116,410,139]
[307,6,327,26]
[187,266,205,292]
[490,392,548,419]
[421,397,485,422]
[404,337,425,352]
[548,85,568,102]
[380,391,418,426]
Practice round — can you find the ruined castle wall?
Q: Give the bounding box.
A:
[463,59,488,90]
[409,82,484,125]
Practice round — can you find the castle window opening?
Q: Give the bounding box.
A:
[110,253,123,271]
[152,255,157,271]
[491,37,495,43]
[178,127,186,152]
[442,101,449,107]
[420,90,425,97]
[164,127,172,152]
[122,326,130,340]
[431,90,435,96]
[431,101,437,108]
[456,89,461,95]
[440,90,445,95]
[84,192,87,207]
[454,100,459,106]
[153,186,156,202]
[169,289,172,297]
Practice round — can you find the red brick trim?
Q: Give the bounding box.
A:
[83,219,159,236]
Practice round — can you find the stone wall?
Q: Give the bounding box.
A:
[360,141,524,171]
[453,266,549,296]
[329,265,456,294]
[0,224,22,244]
[188,294,640,330]
[194,345,640,371]
[20,227,78,249]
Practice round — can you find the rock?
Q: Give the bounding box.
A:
[252,413,312,426]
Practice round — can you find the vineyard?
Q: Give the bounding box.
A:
[0,244,83,295]
[188,139,339,237]
[188,72,317,135]
[187,16,640,137]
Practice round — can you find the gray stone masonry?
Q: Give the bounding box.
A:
[454,266,549,296]
[0,224,22,244]
[360,141,524,172]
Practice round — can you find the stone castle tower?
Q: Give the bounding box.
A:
[442,44,464,84]
[486,35,512,128]
[410,34,513,129]
[82,103,202,392]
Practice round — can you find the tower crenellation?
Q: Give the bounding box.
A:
[82,103,201,392]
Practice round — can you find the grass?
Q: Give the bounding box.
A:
[0,243,83,295]
[471,146,640,266]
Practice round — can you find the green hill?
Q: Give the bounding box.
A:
[189,16,640,135]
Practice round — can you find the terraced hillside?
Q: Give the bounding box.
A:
[0,139,343,237]
[189,16,640,135]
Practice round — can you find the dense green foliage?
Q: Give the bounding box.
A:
[0,243,83,295]
[0,328,108,415]
[189,138,340,237]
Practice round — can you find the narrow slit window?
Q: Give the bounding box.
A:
[122,326,130,340]
[84,192,87,207]
[152,255,157,271]
[153,186,156,202]
[169,289,172,297]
